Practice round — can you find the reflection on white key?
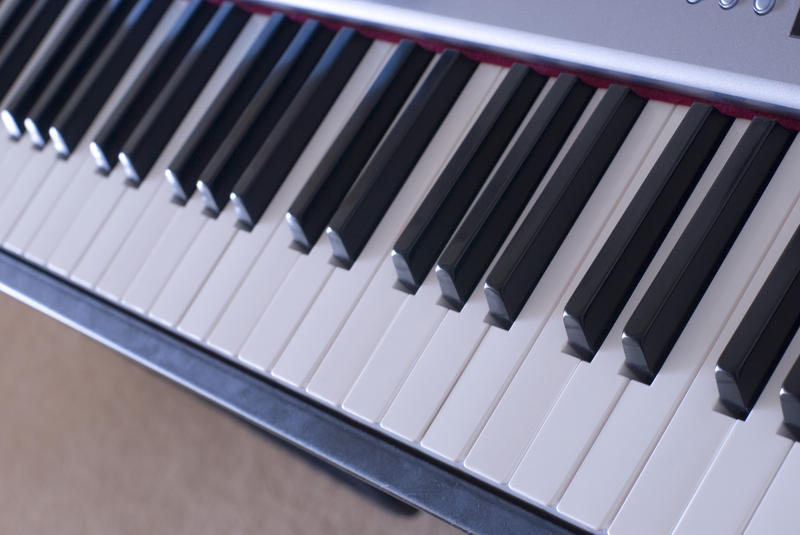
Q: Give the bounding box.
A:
[510,112,740,508]
[0,154,58,241]
[558,120,799,531]
[270,65,503,389]
[463,100,678,485]
[672,330,797,535]
[609,136,800,535]
[743,444,800,535]
[342,270,446,422]
[197,42,398,350]
[70,174,165,288]
[121,194,207,314]
[420,88,608,463]
[22,1,187,265]
[307,258,408,406]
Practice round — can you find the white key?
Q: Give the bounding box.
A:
[0,154,58,240]
[672,331,798,535]
[0,145,40,201]
[743,443,800,535]
[510,116,748,509]
[148,206,238,327]
[159,40,394,332]
[309,72,555,410]
[121,194,207,314]
[608,136,800,535]
[90,16,265,297]
[183,41,397,344]
[70,173,165,288]
[341,270,446,423]
[5,153,89,255]
[419,88,609,463]
[463,100,678,485]
[269,65,503,388]
[23,1,187,265]
[379,286,490,441]
[557,122,800,532]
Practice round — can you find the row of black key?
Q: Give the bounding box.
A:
[1,1,800,433]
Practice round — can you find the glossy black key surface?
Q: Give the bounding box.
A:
[622,118,795,383]
[0,0,36,53]
[91,0,217,172]
[166,14,300,202]
[392,64,546,293]
[435,74,594,311]
[327,50,478,268]
[563,103,732,359]
[780,355,800,437]
[716,224,800,420]
[0,0,67,105]
[2,0,104,139]
[285,40,432,251]
[485,85,645,329]
[230,28,371,228]
[197,20,335,214]
[24,0,138,147]
[49,0,170,157]
[119,3,250,183]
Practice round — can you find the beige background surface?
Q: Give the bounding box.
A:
[0,291,462,535]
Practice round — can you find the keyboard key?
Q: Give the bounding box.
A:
[327,50,477,268]
[461,100,674,486]
[197,20,334,214]
[716,225,800,419]
[563,103,732,358]
[622,118,795,383]
[166,14,300,201]
[230,27,372,228]
[24,0,137,147]
[285,40,433,251]
[90,0,217,172]
[49,0,172,157]
[391,64,545,292]
[557,121,800,531]
[22,1,186,266]
[781,356,800,436]
[743,444,800,535]
[435,73,594,311]
[0,0,67,104]
[484,85,646,328]
[2,0,104,138]
[419,87,607,464]
[177,40,394,342]
[0,0,36,52]
[119,2,250,183]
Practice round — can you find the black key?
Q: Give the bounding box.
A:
[327,51,477,268]
[392,64,546,293]
[286,40,432,251]
[231,28,371,228]
[0,0,36,53]
[91,0,217,172]
[0,0,67,105]
[2,0,104,139]
[563,103,732,359]
[435,74,594,311]
[49,0,171,158]
[166,14,300,202]
[716,225,800,419]
[24,0,138,147]
[197,20,335,214]
[485,86,646,329]
[780,355,800,437]
[119,3,250,183]
[622,118,795,383]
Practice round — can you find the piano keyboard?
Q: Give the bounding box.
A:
[2,1,800,534]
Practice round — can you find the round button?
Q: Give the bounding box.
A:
[753,0,775,14]
[719,0,738,8]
